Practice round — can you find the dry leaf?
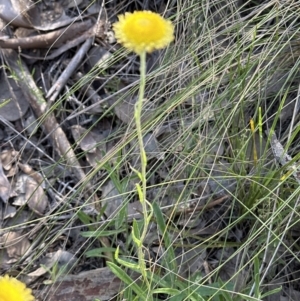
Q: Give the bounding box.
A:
[1,149,18,170]
[4,210,31,228]
[28,249,77,278]
[1,231,30,258]
[3,204,16,219]
[25,177,48,215]
[71,125,98,153]
[0,0,86,30]
[12,193,27,206]
[102,180,123,218]
[14,174,28,194]
[0,0,35,28]
[87,46,112,71]
[113,96,137,124]
[71,125,107,167]
[0,77,29,121]
[0,161,11,203]
[0,248,11,271]
[85,149,104,167]
[14,174,47,214]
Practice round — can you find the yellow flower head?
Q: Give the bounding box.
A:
[113,11,174,54]
[0,275,35,301]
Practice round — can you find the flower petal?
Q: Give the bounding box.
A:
[113,11,174,54]
[0,275,35,301]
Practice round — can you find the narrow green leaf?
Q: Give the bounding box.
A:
[132,220,142,247]
[152,288,180,295]
[114,246,140,270]
[261,287,282,298]
[107,261,146,297]
[77,210,93,225]
[81,228,125,237]
[85,247,116,258]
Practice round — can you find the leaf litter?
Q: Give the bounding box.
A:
[0,0,299,300]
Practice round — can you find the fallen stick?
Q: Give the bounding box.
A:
[46,37,94,101]
[0,20,93,49]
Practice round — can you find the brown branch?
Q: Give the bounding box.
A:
[0,20,93,49]
[20,26,97,60]
[46,37,94,101]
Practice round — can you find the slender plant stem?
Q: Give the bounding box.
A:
[134,51,153,299]
[135,51,147,211]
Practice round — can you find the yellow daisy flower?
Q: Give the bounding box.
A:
[113,11,174,54]
[0,275,35,301]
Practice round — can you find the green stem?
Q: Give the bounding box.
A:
[134,51,153,299]
[135,51,153,241]
[135,51,147,211]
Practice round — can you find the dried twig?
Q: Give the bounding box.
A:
[46,37,94,101]
[0,20,93,49]
[20,26,97,61]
